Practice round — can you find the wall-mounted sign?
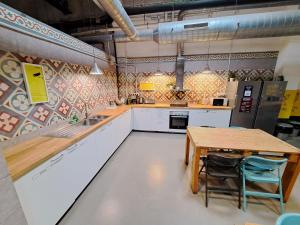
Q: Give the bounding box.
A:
[239,85,253,113]
[22,63,49,104]
[243,85,253,97]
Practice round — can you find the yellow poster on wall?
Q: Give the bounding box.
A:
[291,90,300,116]
[22,63,49,104]
[278,90,297,119]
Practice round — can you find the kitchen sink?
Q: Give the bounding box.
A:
[45,115,110,138]
[90,115,110,120]
[80,115,110,126]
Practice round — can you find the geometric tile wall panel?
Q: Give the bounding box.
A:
[117,52,277,103]
[28,104,53,126]
[0,50,118,142]
[0,106,25,138]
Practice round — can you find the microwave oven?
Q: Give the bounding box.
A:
[210,97,228,106]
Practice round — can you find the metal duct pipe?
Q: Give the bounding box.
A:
[152,10,300,43]
[177,11,185,57]
[94,0,137,40]
[113,10,300,43]
[114,29,153,42]
[124,0,300,15]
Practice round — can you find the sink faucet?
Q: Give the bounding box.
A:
[84,103,89,119]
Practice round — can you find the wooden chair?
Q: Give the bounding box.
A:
[201,153,243,208]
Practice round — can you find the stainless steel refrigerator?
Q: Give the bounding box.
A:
[226,81,287,134]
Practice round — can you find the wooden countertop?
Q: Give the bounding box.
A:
[4,106,131,181]
[3,104,231,181]
[131,103,231,110]
[187,127,300,154]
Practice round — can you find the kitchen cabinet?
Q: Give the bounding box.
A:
[133,108,170,132]
[189,109,231,128]
[151,109,170,132]
[14,109,132,225]
[14,135,97,225]
[133,108,155,131]
[14,150,78,225]
[133,108,231,132]
[105,109,132,154]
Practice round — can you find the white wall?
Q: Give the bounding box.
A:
[116,37,289,57]
[275,37,300,90]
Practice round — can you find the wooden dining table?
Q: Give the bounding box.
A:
[185,127,300,202]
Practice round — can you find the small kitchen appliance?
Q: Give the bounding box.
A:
[210,97,228,106]
[169,111,189,129]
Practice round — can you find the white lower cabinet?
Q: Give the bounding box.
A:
[15,150,78,225]
[133,108,154,131]
[189,109,231,127]
[152,109,170,132]
[133,108,170,132]
[133,108,232,131]
[14,136,97,225]
[14,109,132,225]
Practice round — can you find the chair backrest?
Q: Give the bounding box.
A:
[207,154,242,168]
[276,213,300,225]
[242,156,287,171]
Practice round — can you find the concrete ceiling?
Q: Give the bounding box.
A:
[1,0,106,33]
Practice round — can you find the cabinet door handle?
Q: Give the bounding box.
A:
[50,154,64,166]
[67,146,78,153]
[67,143,79,153]
[32,168,47,181]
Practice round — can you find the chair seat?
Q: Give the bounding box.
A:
[244,170,280,183]
[207,166,239,178]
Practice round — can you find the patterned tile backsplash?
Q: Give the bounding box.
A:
[118,52,278,103]
[0,50,278,142]
[0,50,118,142]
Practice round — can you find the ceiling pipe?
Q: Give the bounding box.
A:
[112,10,300,43]
[153,10,300,44]
[50,0,300,34]
[177,11,185,57]
[123,0,300,15]
[93,0,137,40]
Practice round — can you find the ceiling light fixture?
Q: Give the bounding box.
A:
[202,40,212,74]
[90,62,103,75]
[89,47,104,76]
[154,16,163,76]
[88,0,103,76]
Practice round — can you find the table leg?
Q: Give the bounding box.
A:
[185,134,190,165]
[282,154,300,202]
[191,147,202,194]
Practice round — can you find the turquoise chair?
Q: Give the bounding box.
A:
[241,156,287,214]
[276,213,300,225]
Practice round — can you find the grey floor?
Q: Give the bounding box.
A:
[59,132,300,225]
